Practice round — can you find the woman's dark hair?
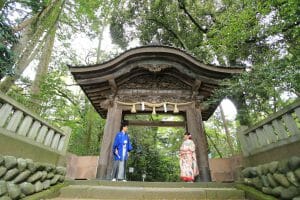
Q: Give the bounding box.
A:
[184,132,192,139]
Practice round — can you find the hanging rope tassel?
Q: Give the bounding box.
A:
[141,102,145,111]
[115,101,192,113]
[152,106,156,115]
[163,103,167,113]
[173,104,179,113]
[131,104,136,113]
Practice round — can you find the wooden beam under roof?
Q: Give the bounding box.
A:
[128,120,186,127]
[108,79,117,92]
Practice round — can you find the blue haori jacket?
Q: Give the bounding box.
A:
[112,131,133,161]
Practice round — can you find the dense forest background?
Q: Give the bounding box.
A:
[0,0,299,181]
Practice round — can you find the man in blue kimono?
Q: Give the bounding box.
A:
[111,121,133,181]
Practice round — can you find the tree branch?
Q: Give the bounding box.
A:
[13,16,36,32]
[245,20,300,44]
[54,88,78,107]
[147,17,188,49]
[206,131,223,158]
[178,0,208,34]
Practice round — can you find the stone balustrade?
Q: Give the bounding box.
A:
[0,92,70,156]
[238,99,300,157]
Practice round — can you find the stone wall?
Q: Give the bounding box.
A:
[209,156,243,182]
[66,154,98,180]
[0,155,66,199]
[241,156,300,199]
[0,131,65,166]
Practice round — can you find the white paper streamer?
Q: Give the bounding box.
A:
[152,107,156,115]
[141,102,145,111]
[163,103,167,112]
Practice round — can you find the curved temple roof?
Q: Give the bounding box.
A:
[69,45,244,120]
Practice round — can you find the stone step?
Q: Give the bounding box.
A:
[51,181,245,200]
[65,180,236,188]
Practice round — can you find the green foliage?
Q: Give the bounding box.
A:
[110,15,128,49]
[203,1,299,125]
[35,67,105,155]
[1,0,49,14]
[205,107,240,158]
[109,0,299,126]
[75,0,103,21]
[7,66,105,155]
[208,1,262,64]
[1,0,116,155]
[0,14,17,79]
[67,100,105,156]
[18,0,49,14]
[72,0,103,35]
[70,0,119,37]
[126,115,183,182]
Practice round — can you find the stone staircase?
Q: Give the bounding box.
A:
[50,180,246,200]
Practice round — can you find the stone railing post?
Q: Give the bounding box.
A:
[238,99,300,156]
[59,126,72,154]
[0,91,71,156]
[237,126,249,156]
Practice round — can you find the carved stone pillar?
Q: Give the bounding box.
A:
[186,104,211,182]
[96,102,122,179]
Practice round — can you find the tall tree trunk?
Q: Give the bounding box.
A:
[96,27,105,63]
[229,94,252,126]
[96,1,113,63]
[205,130,223,158]
[31,25,57,95]
[219,104,235,156]
[85,118,93,152]
[85,100,93,151]
[0,0,64,93]
[0,25,33,92]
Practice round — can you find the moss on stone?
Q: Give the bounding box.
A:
[235,183,277,200]
[22,183,67,200]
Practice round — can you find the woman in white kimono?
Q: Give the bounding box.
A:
[179,132,199,182]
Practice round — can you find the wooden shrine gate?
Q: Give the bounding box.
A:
[69,46,243,182]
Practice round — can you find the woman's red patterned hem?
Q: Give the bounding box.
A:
[180,176,194,182]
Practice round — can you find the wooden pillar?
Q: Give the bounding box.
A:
[186,104,211,182]
[96,102,122,179]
